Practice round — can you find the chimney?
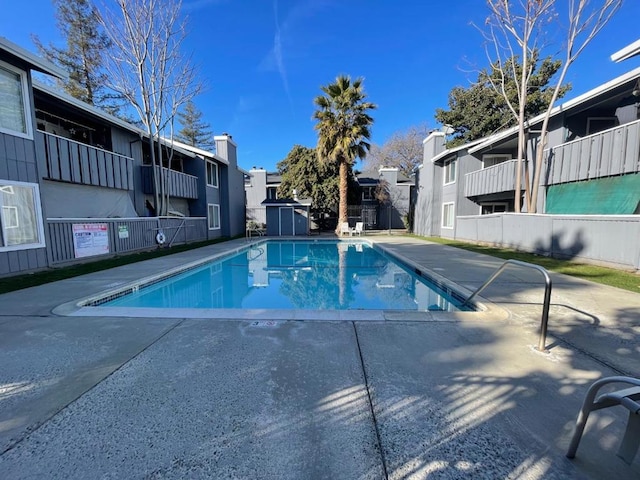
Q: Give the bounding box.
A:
[214,133,237,168]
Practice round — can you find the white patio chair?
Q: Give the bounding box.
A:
[566,375,640,464]
[354,222,364,236]
[340,222,353,236]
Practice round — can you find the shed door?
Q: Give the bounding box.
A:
[279,207,294,235]
[294,208,306,236]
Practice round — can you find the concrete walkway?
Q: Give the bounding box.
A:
[0,236,638,479]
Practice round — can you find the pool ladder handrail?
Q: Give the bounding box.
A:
[462,259,552,352]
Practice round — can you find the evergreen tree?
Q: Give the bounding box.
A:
[435,54,570,147]
[277,145,338,212]
[277,145,360,229]
[176,101,214,150]
[32,0,112,108]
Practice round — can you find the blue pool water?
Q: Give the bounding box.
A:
[102,241,470,311]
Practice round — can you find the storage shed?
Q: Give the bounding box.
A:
[261,198,312,236]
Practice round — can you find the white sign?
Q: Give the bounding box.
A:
[73,223,110,258]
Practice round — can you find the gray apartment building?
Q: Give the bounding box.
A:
[0,37,246,277]
[415,40,640,270]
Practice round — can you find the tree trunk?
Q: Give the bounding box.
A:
[148,136,161,217]
[335,159,348,235]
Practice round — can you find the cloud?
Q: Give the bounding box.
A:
[258,0,334,105]
[271,1,291,104]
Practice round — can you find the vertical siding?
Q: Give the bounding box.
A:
[45,217,208,265]
[39,132,135,190]
[463,159,524,197]
[140,165,198,199]
[0,132,49,273]
[546,119,640,185]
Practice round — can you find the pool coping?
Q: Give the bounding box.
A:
[52,238,509,323]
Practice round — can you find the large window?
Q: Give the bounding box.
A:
[443,159,456,185]
[442,202,455,229]
[206,161,219,187]
[0,62,32,138]
[0,181,45,250]
[208,203,220,230]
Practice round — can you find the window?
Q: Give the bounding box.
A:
[208,203,220,230]
[586,117,617,135]
[362,186,375,200]
[443,159,456,185]
[0,181,45,250]
[206,161,219,187]
[482,154,511,168]
[481,203,508,215]
[442,202,455,229]
[267,187,278,200]
[0,61,32,138]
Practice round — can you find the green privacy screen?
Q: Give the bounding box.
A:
[546,174,640,214]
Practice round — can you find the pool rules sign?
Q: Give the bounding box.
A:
[72,223,110,258]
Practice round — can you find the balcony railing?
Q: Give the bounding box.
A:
[463,120,640,198]
[464,159,524,197]
[544,119,640,185]
[38,131,134,190]
[141,165,199,199]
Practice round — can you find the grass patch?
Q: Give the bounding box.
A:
[0,237,236,295]
[411,235,640,294]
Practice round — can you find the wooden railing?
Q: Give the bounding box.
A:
[46,216,208,264]
[544,119,640,185]
[38,131,134,190]
[141,165,199,199]
[464,159,524,197]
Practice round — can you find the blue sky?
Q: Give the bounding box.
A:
[2,0,640,172]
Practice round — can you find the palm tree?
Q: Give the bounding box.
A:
[313,75,376,234]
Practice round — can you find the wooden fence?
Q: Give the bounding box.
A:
[46,216,208,265]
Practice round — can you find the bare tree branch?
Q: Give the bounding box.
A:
[98,0,204,215]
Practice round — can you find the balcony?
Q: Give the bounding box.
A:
[544,119,640,185]
[141,165,199,199]
[39,131,134,190]
[464,159,523,198]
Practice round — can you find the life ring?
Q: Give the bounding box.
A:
[156,231,166,244]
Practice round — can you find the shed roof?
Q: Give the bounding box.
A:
[261,198,312,206]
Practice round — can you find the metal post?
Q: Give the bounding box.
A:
[462,259,553,353]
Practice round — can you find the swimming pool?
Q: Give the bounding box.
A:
[94,240,472,313]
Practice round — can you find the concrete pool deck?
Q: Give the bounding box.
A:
[0,235,638,479]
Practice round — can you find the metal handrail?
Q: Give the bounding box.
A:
[462,259,552,352]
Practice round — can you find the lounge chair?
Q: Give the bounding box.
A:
[340,222,353,236]
[566,375,640,464]
[354,222,364,236]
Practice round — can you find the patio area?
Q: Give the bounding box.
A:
[0,236,638,479]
